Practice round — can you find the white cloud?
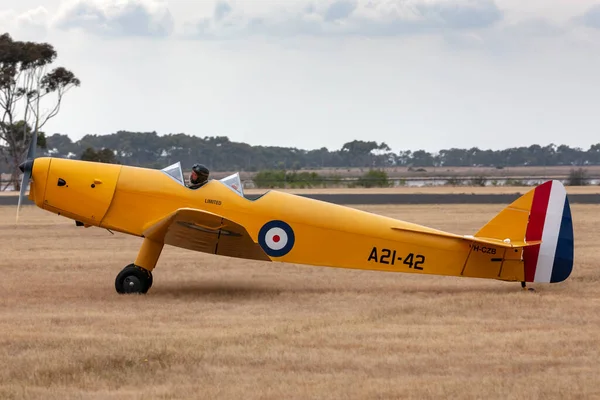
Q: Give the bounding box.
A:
[16,6,49,33]
[51,0,174,37]
[503,18,565,37]
[183,0,504,39]
[0,6,50,40]
[1,0,596,43]
[1,0,598,156]
[0,9,16,29]
[442,16,568,53]
[574,4,600,29]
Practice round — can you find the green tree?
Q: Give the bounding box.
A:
[17,128,600,172]
[341,140,392,167]
[356,169,390,188]
[252,170,286,188]
[410,150,435,167]
[0,121,46,186]
[45,133,75,157]
[567,168,588,186]
[80,147,117,164]
[0,32,80,190]
[80,147,98,162]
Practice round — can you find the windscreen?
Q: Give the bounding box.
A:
[161,162,184,184]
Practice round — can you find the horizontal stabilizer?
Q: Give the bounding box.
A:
[391,226,541,248]
[461,235,542,248]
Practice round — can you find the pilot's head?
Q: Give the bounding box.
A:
[191,163,209,185]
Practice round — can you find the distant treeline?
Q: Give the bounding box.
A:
[253,169,391,188]
[4,130,600,172]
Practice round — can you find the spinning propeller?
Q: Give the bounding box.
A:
[15,127,38,224]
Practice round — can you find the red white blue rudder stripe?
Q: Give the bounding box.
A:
[523,180,574,283]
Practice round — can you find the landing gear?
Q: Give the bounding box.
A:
[115,237,163,295]
[115,264,153,294]
[521,281,535,292]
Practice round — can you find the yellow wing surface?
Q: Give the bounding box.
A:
[142,208,271,262]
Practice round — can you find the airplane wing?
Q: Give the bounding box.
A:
[142,208,271,261]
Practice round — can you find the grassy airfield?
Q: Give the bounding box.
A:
[0,202,599,399]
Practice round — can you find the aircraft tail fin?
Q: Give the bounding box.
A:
[474,180,574,283]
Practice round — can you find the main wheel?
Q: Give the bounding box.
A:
[115,264,153,294]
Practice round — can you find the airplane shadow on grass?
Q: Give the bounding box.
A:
[144,279,539,300]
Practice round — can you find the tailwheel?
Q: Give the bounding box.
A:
[115,264,153,294]
[521,281,535,292]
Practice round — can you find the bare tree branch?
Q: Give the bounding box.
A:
[0,33,79,190]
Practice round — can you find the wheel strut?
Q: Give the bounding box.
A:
[521,281,535,292]
[115,238,163,294]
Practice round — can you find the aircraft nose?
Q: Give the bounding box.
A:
[19,160,34,173]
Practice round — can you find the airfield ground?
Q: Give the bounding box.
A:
[1,202,599,399]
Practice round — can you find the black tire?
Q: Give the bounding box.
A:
[115,264,152,294]
[147,271,153,290]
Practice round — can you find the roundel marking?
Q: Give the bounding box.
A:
[258,220,295,257]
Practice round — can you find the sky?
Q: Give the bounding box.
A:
[1,0,600,154]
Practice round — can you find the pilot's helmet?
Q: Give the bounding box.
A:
[191,163,209,184]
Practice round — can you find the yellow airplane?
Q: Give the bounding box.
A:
[16,135,574,294]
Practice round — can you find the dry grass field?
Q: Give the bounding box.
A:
[1,203,599,399]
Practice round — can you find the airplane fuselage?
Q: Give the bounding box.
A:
[27,157,527,283]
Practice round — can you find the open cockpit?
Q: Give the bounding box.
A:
[160,161,246,197]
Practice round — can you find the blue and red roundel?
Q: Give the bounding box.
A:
[258,220,295,257]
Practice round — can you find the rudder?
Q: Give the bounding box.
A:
[475,180,574,284]
[522,180,574,283]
